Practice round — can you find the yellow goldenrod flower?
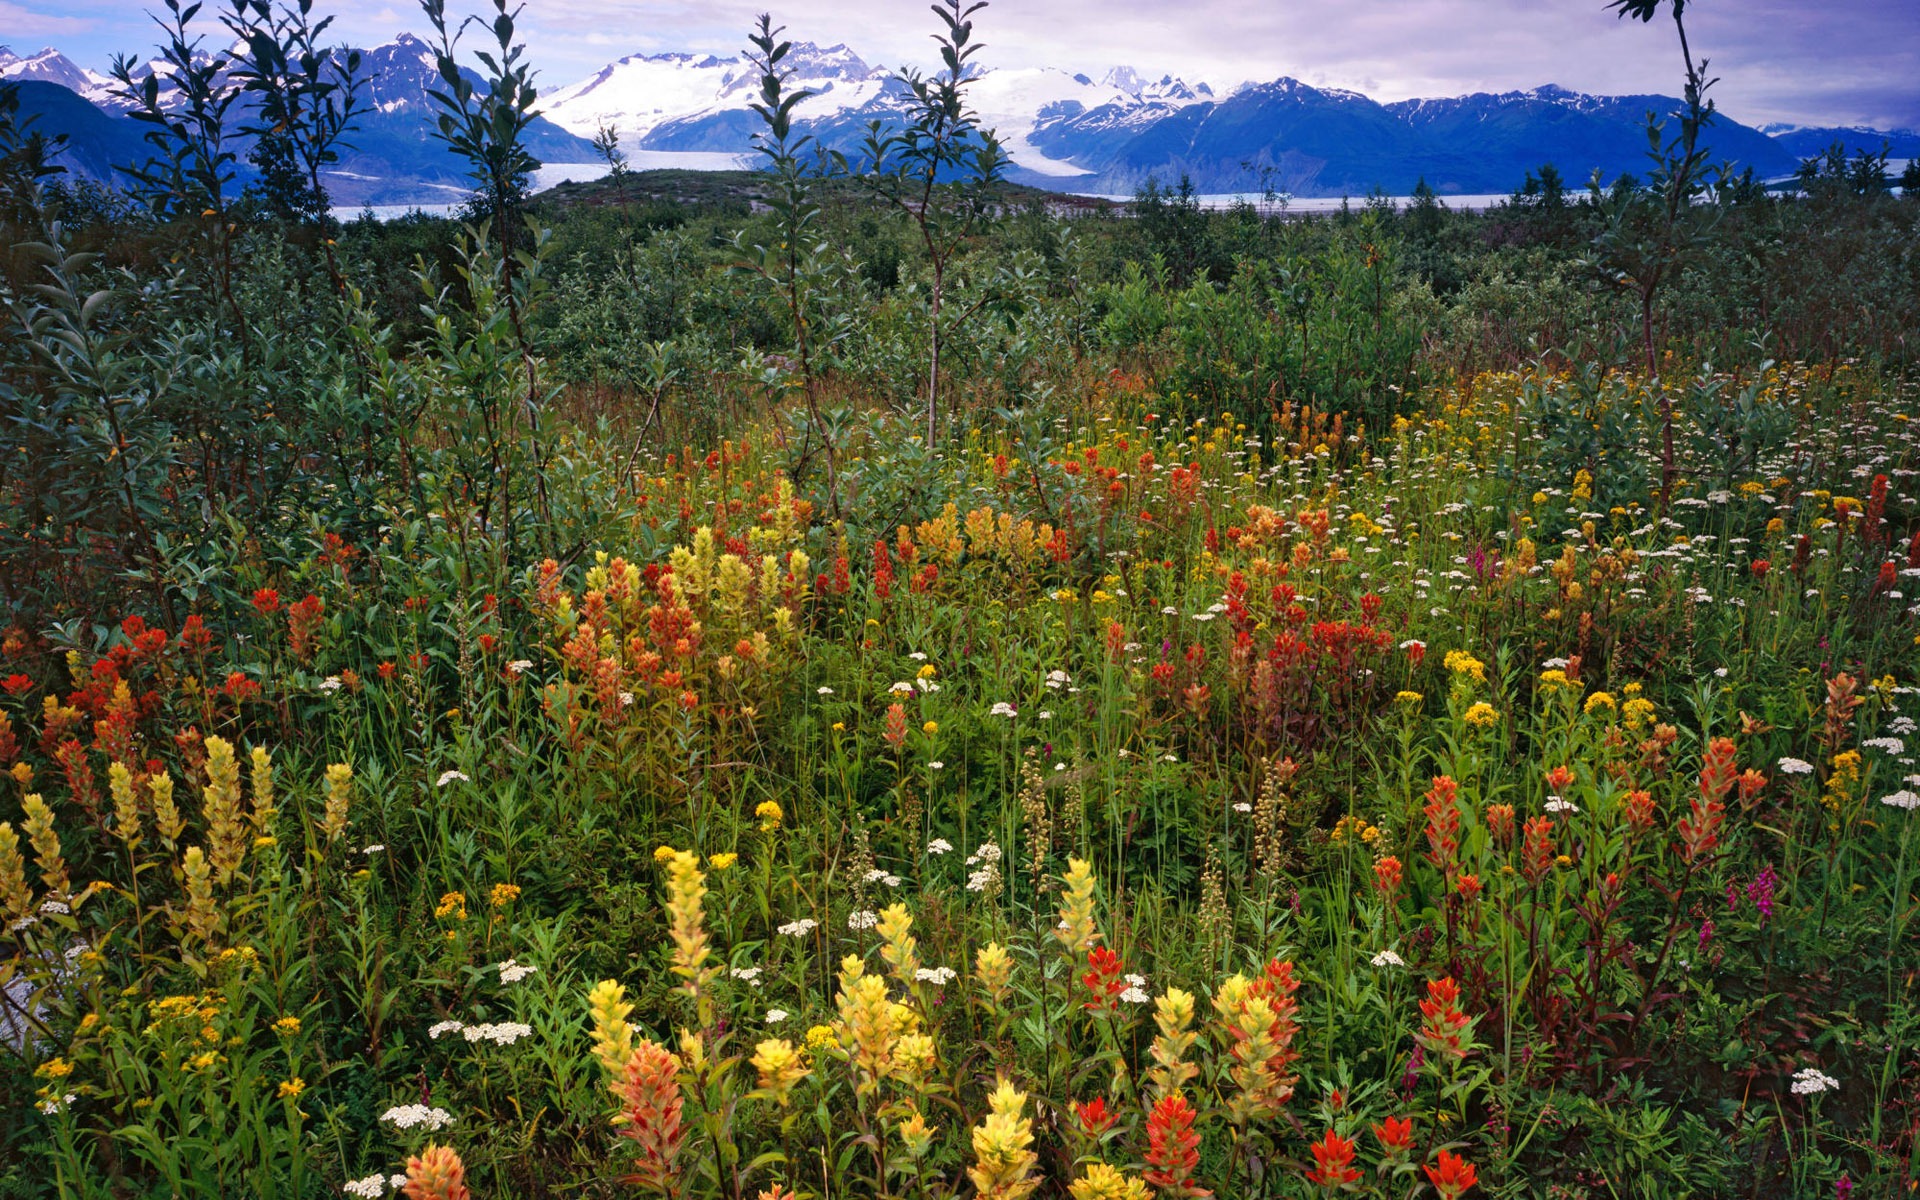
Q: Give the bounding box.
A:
[802,1023,840,1056]
[273,1016,302,1037]
[1623,697,1657,730]
[1442,650,1486,682]
[1463,702,1500,727]
[755,801,783,832]
[1584,692,1616,714]
[1394,690,1423,705]
[708,852,737,871]
[433,892,467,921]
[922,720,939,736]
[490,883,521,908]
[653,844,678,862]
[278,1077,305,1099]
[34,1057,73,1080]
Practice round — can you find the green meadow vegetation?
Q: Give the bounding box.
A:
[2,1,1919,1197]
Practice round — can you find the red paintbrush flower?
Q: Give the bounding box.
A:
[1372,1115,1416,1156]
[1143,1093,1208,1197]
[1424,1149,1478,1199]
[1304,1128,1361,1188]
[1074,1096,1116,1135]
[1416,976,1473,1061]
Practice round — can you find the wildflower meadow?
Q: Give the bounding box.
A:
[2,1,1919,1197]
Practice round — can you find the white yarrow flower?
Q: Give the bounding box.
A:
[435,769,470,788]
[1371,949,1407,968]
[462,1022,533,1045]
[380,1104,454,1131]
[1777,757,1816,775]
[1789,1067,1838,1095]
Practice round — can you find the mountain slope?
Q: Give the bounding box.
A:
[0,45,117,106]
[4,35,601,207]
[1388,85,1798,189]
[2,79,148,186]
[1761,123,1920,162]
[1056,78,1427,194]
[1065,78,1803,195]
[11,33,1916,205]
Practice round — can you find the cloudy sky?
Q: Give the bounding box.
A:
[7,0,1917,129]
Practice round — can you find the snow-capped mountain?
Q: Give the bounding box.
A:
[7,31,1910,204]
[537,43,1214,182]
[3,34,598,206]
[540,43,887,144]
[0,46,117,107]
[965,67,1213,177]
[1758,121,1920,161]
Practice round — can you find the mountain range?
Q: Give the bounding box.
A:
[5,37,1916,206]
[0,37,600,206]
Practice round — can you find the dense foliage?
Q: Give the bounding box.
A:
[2,3,1919,1199]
